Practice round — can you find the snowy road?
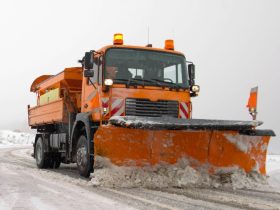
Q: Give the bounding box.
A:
[1,146,280,210]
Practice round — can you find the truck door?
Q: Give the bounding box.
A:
[82,56,101,118]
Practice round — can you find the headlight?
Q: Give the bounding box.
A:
[104,79,113,86]
[191,85,200,93]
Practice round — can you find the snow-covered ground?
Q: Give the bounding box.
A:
[267,155,280,173]
[0,130,35,148]
[266,155,280,192]
[0,129,279,190]
[0,130,280,209]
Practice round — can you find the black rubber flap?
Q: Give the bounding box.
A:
[109,116,264,131]
[239,129,276,137]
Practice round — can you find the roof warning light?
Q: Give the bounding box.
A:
[113,33,123,45]
[164,39,174,50]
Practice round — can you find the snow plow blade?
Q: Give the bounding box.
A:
[94,116,275,175]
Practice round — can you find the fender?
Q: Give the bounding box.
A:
[70,112,95,172]
[71,112,94,153]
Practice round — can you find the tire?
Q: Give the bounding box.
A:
[76,135,91,177]
[35,136,49,169]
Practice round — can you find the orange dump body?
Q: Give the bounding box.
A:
[28,67,83,126]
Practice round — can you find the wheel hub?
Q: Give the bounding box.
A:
[36,144,42,164]
[77,146,87,166]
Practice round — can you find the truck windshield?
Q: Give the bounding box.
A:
[105,48,189,89]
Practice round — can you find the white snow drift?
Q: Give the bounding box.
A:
[91,156,269,190]
[0,130,35,148]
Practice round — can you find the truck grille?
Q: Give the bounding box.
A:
[125,98,178,118]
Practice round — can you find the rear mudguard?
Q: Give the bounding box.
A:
[94,116,275,175]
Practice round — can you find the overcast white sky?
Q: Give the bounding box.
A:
[0,0,279,153]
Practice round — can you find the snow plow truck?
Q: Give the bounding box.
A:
[28,34,275,177]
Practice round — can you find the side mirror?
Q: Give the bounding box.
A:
[84,69,94,78]
[188,64,195,86]
[84,52,93,70]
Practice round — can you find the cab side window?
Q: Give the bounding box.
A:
[88,58,98,85]
[98,56,103,85]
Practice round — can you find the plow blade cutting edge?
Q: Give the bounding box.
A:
[94,116,275,175]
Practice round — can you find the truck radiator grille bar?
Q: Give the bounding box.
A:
[125,98,178,118]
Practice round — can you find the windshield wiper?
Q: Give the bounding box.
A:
[130,78,161,87]
[151,79,185,90]
[114,78,176,88]
[113,78,129,82]
[113,78,139,88]
[113,78,153,87]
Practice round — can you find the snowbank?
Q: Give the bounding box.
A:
[266,155,280,192]
[266,155,280,173]
[0,130,35,148]
[91,156,268,190]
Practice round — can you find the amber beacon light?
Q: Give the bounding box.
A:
[113,33,124,45]
[164,39,174,50]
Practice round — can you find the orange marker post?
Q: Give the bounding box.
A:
[247,86,258,120]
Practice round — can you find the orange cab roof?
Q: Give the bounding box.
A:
[97,45,185,57]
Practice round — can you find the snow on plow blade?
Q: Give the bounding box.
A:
[94,116,275,175]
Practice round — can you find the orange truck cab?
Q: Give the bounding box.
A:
[82,45,197,123]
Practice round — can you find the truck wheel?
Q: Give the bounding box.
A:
[76,135,91,177]
[35,137,49,169]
